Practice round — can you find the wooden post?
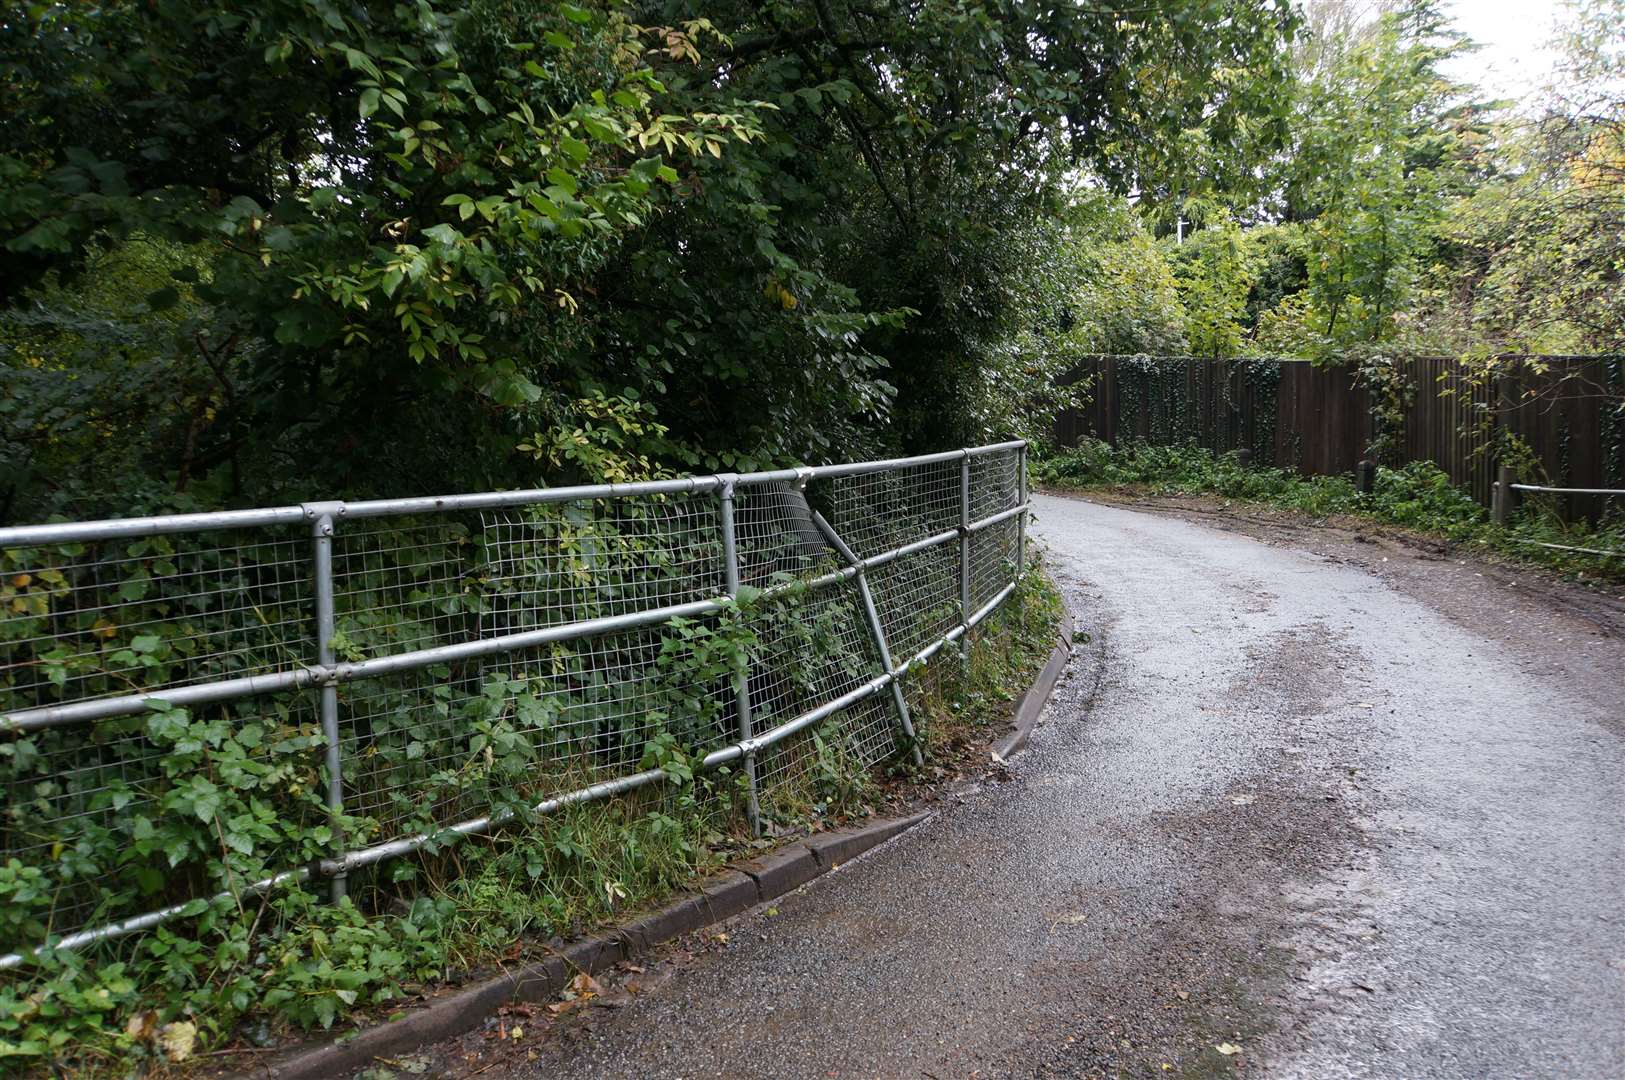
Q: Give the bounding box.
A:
[1356,459,1375,495]
[1492,464,1514,526]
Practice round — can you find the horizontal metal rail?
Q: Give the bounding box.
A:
[1503,536,1624,559]
[2,503,1022,733]
[1508,484,1625,496]
[0,443,1029,548]
[0,563,1025,970]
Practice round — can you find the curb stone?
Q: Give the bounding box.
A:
[230,813,930,1080]
[232,596,1073,1080]
[991,597,1076,761]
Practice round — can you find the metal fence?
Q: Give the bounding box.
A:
[0,442,1029,968]
[1492,470,1625,559]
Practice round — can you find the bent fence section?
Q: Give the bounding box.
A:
[0,443,1029,968]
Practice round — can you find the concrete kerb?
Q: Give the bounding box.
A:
[991,597,1076,762]
[232,599,1074,1080]
[232,814,930,1080]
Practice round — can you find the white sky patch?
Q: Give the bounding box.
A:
[1439,0,1564,104]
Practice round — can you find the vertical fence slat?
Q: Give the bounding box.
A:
[1017,444,1028,578]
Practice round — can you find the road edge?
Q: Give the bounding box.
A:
[991,595,1075,761]
[236,812,931,1080]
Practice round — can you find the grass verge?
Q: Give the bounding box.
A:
[1035,439,1625,585]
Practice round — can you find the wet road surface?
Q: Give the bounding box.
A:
[469,493,1625,1078]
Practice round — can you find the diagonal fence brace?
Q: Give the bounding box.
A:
[809,511,925,767]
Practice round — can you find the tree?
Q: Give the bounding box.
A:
[1421,0,1624,354]
[1,1,770,514]
[1276,0,1486,352]
[1166,214,1255,358]
[0,0,1300,520]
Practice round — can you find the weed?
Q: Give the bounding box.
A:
[1035,439,1625,581]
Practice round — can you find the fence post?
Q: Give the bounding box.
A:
[810,511,924,767]
[1016,442,1028,578]
[717,477,762,836]
[1356,459,1376,495]
[1493,464,1515,526]
[310,509,347,903]
[959,450,972,662]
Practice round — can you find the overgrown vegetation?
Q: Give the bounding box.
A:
[0,0,1300,522]
[1036,440,1625,582]
[0,775,736,1069]
[0,555,1066,1071]
[910,566,1066,764]
[0,487,1061,1070]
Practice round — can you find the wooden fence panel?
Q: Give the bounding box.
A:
[1051,354,1622,518]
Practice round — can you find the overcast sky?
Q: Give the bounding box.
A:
[1440,0,1565,103]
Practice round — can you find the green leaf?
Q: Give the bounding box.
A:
[560,136,590,164]
[544,167,578,196]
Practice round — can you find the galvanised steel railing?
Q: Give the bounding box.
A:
[0,442,1029,968]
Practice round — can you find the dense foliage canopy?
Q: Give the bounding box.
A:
[0,0,1299,522]
[1141,0,1624,366]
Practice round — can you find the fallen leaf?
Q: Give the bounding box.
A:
[1216,1042,1242,1056]
[159,1021,197,1063]
[124,1010,158,1041]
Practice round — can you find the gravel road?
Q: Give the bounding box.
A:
[416,492,1625,1079]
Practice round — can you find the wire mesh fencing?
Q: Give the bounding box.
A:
[0,442,1028,967]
